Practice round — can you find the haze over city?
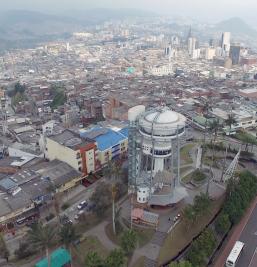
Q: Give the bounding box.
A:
[1,0,257,25]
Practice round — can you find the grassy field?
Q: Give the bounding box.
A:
[180,144,195,164]
[181,172,193,183]
[72,236,110,266]
[105,222,155,248]
[157,196,225,266]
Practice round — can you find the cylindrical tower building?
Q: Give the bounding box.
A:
[128,106,188,206]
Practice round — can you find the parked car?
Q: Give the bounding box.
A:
[74,210,84,220]
[77,200,88,210]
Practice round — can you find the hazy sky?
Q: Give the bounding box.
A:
[1,0,257,24]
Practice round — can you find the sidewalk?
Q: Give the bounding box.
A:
[213,196,257,267]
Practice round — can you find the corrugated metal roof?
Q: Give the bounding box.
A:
[81,127,128,151]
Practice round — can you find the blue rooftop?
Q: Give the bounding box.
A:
[81,127,128,151]
[118,127,129,138]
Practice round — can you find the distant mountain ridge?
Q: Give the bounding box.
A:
[0,8,155,51]
[215,17,257,37]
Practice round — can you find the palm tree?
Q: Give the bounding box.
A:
[105,160,123,235]
[206,119,221,195]
[225,113,236,134]
[27,223,56,267]
[59,224,79,267]
[47,181,61,223]
[200,101,211,169]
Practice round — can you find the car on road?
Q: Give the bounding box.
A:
[77,200,88,210]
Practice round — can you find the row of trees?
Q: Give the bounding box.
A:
[176,171,257,267]
[223,170,257,224]
[84,229,137,267]
[90,160,127,235]
[15,222,137,267]
[15,223,78,267]
[186,229,217,267]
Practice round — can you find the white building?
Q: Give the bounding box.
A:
[149,64,173,76]
[188,37,197,56]
[205,47,216,60]
[221,32,231,56]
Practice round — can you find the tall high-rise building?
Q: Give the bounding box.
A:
[221,32,231,55]
[164,45,171,56]
[229,43,241,65]
[188,37,197,56]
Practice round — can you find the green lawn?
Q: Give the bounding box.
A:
[73,236,110,267]
[180,144,195,164]
[157,196,225,266]
[105,222,155,248]
[75,213,104,235]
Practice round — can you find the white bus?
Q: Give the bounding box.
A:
[226,241,245,267]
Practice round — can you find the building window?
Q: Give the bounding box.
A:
[78,161,82,165]
[76,153,81,159]
[139,197,141,201]
[143,198,145,201]
[78,167,82,171]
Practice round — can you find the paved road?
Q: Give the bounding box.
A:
[237,203,257,267]
[213,197,257,267]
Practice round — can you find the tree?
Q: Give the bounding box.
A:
[90,182,112,218]
[207,119,221,194]
[169,261,192,267]
[186,229,216,267]
[105,249,125,267]
[121,230,137,256]
[225,114,236,133]
[105,161,123,235]
[215,213,231,235]
[27,223,56,267]
[14,242,35,260]
[0,233,9,262]
[84,251,103,267]
[46,181,61,222]
[50,85,67,109]
[59,224,79,267]
[200,101,211,169]
[14,82,26,94]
